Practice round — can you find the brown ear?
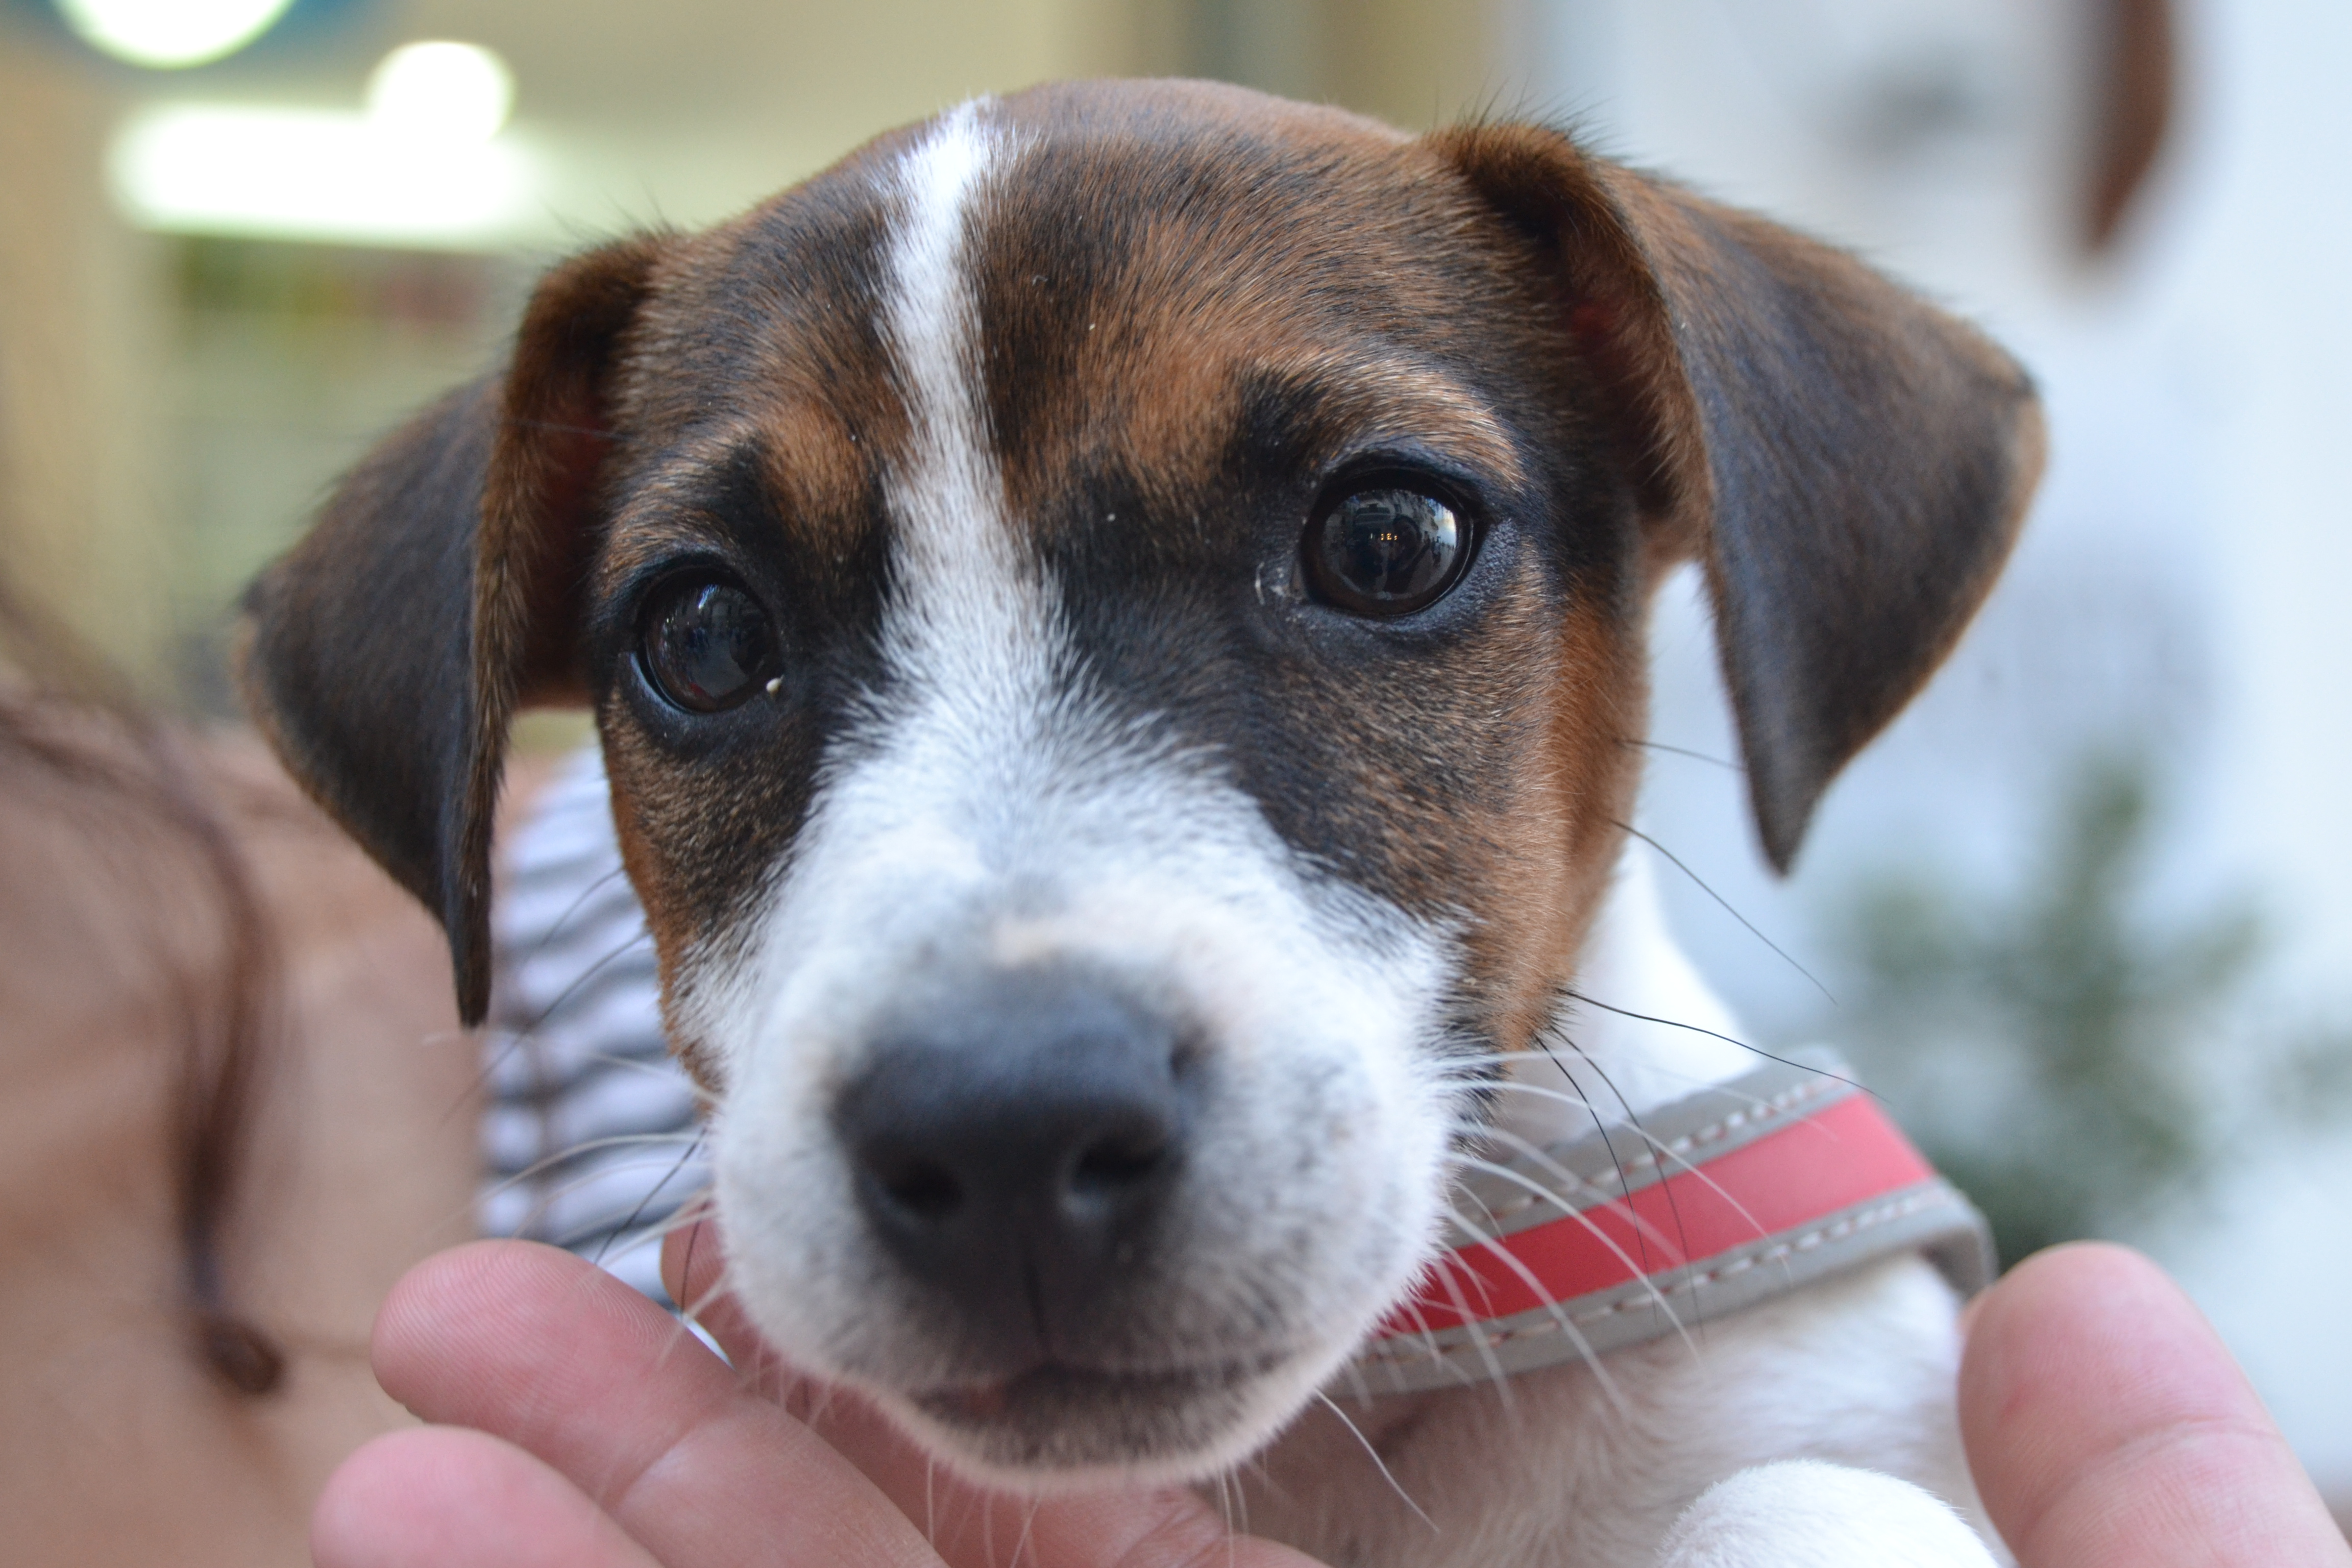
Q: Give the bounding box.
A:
[1428,125,2044,871]
[238,235,667,1022]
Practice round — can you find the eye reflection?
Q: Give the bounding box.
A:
[1304,486,1466,616]
[639,577,777,713]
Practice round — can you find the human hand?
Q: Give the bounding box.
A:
[315,1229,2349,1567]
[309,1230,1324,1568]
[1960,1240,2351,1567]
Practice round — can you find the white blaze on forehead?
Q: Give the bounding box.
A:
[877,99,1045,700]
[686,95,1457,1036]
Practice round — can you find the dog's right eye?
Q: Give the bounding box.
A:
[637,575,778,713]
[1302,480,1471,617]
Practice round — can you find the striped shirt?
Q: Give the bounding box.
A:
[482,748,705,1305]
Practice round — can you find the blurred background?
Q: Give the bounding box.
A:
[2,0,2345,1518]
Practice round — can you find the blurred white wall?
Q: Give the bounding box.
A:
[1499,0,2352,1493]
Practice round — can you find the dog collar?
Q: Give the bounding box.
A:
[1346,1054,1994,1395]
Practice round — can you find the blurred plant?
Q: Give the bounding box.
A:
[1823,749,2352,1264]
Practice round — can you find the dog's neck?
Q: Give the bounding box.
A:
[1497,846,1754,1147]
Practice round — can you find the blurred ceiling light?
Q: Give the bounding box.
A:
[366,41,515,143]
[54,0,297,68]
[106,37,537,249]
[109,58,545,251]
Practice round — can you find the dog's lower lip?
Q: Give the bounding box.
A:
[926,1379,1015,1423]
[914,1356,1278,1422]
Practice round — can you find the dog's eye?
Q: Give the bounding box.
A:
[638,575,777,713]
[1303,484,1468,617]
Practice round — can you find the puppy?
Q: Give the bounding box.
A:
[241,81,2040,1567]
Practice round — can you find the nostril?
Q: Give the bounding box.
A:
[871,1152,964,1222]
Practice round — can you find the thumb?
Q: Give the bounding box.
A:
[1961,1242,2350,1568]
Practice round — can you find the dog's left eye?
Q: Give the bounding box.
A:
[1303,483,1469,617]
[638,575,778,713]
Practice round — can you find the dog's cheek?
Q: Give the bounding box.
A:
[1128,919,1466,1473]
[708,1076,899,1371]
[684,803,1004,1385]
[1103,869,1468,1360]
[1467,593,1649,1049]
[602,747,915,1371]
[597,756,725,1089]
[694,933,949,1383]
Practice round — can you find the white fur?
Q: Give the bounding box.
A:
[864,100,1050,726]
[1658,1460,1998,1568]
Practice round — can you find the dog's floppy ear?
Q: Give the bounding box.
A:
[1428,125,2044,871]
[239,235,667,1022]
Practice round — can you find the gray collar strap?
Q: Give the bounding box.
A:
[1345,1054,1995,1396]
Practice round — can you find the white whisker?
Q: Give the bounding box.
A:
[1311,1390,1438,1533]
[1444,1202,1639,1404]
[479,1131,705,1198]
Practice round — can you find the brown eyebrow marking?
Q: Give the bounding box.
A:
[598,403,877,584]
[1238,352,1531,492]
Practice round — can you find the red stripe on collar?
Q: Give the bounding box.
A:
[1351,1059,1993,1393]
[1385,1092,1932,1332]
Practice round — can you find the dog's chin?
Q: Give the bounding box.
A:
[869,1348,1335,1493]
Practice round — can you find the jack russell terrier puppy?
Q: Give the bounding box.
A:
[241,80,2041,1568]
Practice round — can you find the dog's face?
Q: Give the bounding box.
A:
[241,82,2039,1488]
[595,94,1644,1482]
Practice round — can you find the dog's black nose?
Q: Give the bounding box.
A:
[835,966,1197,1359]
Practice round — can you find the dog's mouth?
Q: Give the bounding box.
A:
[894,1351,1304,1481]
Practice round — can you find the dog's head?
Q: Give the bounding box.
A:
[241,82,2038,1487]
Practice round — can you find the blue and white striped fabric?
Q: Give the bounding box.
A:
[482,747,705,1305]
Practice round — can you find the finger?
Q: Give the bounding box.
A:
[313,1426,660,1568]
[665,1220,981,1549]
[374,1239,940,1568]
[663,1218,1330,1568]
[1960,1241,2352,1568]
